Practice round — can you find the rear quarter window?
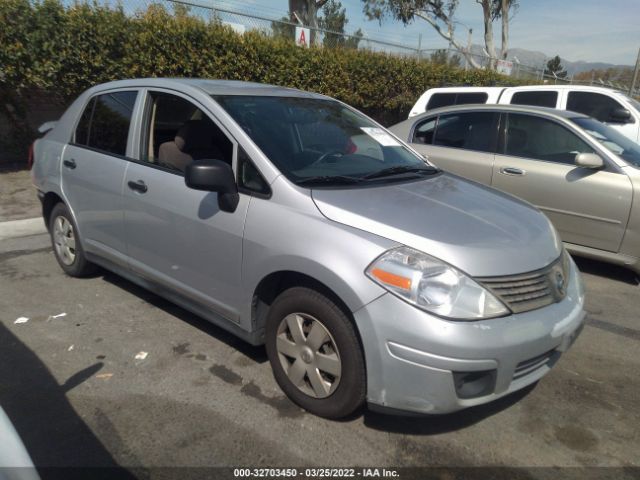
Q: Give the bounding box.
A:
[427,93,457,110]
[426,92,489,110]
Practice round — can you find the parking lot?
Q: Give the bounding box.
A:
[1,195,639,477]
[0,168,638,477]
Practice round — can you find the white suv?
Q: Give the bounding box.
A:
[409,85,640,143]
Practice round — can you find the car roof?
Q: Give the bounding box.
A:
[413,103,590,121]
[426,86,506,93]
[427,85,624,95]
[87,78,328,99]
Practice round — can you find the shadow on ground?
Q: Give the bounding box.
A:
[101,271,267,364]
[573,256,639,285]
[361,382,537,434]
[0,323,137,479]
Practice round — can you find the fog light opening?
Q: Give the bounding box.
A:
[453,369,497,399]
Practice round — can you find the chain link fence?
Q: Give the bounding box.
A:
[120,0,639,96]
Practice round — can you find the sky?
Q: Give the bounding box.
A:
[211,0,640,66]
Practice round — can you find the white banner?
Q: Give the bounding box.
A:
[295,27,311,48]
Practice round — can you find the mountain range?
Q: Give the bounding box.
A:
[467,45,633,76]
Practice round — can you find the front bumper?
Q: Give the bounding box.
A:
[354,257,586,414]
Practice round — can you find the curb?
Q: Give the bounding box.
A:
[0,217,47,241]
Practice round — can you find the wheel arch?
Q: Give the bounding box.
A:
[42,191,65,231]
[252,271,354,331]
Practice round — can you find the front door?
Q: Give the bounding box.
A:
[122,90,249,322]
[492,112,633,253]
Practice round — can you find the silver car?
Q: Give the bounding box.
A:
[389,104,640,274]
[32,79,585,418]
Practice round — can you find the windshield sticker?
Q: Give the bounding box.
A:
[360,127,401,147]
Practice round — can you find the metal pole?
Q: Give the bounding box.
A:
[630,47,640,96]
[417,33,422,60]
[466,28,472,70]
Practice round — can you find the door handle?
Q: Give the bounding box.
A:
[499,167,525,176]
[127,180,148,193]
[63,159,76,169]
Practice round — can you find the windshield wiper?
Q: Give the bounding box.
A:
[362,165,438,180]
[295,175,365,186]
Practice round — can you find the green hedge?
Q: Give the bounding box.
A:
[0,0,514,159]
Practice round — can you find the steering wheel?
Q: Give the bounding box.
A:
[308,150,344,168]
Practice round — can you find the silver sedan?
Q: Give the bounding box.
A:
[32,79,585,418]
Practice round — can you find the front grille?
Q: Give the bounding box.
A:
[478,253,569,314]
[513,350,556,380]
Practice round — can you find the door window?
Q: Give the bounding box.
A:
[566,92,625,123]
[503,113,594,164]
[412,117,437,144]
[73,91,137,156]
[433,112,497,153]
[510,91,558,108]
[142,92,232,173]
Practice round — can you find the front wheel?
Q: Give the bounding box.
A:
[265,287,366,419]
[49,203,97,277]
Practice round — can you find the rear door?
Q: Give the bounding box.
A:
[409,111,499,185]
[492,112,633,252]
[61,90,139,267]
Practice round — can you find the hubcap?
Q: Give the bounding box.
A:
[53,216,76,266]
[275,313,342,398]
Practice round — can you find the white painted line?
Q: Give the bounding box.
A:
[0,217,46,241]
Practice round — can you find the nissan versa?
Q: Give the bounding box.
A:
[31,79,586,418]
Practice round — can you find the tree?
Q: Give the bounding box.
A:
[345,29,364,49]
[429,48,461,67]
[288,0,330,36]
[361,0,518,69]
[319,0,362,49]
[272,15,296,40]
[545,55,567,78]
[574,66,634,86]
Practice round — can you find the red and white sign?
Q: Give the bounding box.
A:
[295,26,310,47]
[496,59,514,76]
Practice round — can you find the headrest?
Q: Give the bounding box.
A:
[508,127,528,151]
[175,120,213,152]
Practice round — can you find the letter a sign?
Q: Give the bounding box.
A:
[295,27,311,47]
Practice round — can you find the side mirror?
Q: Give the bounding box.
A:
[608,108,633,124]
[185,159,239,212]
[574,153,604,169]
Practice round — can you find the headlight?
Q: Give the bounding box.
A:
[366,247,509,320]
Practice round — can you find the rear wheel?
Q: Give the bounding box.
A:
[265,287,366,419]
[49,203,96,277]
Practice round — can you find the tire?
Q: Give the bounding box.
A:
[265,287,366,419]
[49,202,97,277]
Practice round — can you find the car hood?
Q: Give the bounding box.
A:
[311,173,562,277]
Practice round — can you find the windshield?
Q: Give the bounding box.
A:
[570,117,640,167]
[622,94,640,112]
[213,95,436,186]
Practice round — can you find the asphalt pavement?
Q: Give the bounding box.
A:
[0,223,639,477]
